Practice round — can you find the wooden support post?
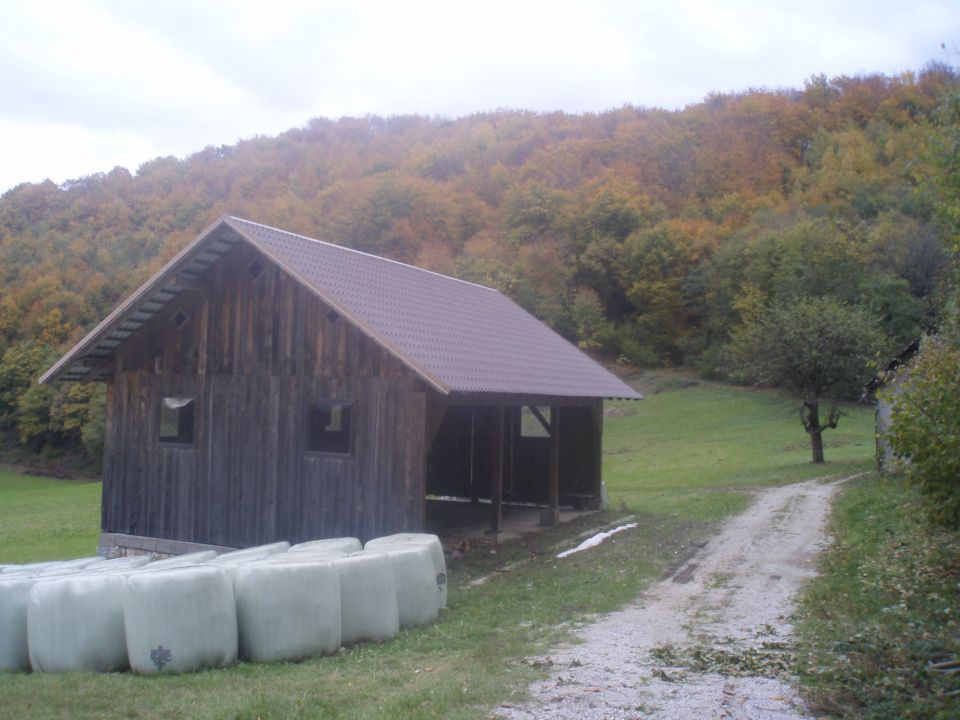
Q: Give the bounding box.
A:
[421,398,448,527]
[591,400,604,510]
[489,406,503,535]
[470,410,480,505]
[541,405,560,526]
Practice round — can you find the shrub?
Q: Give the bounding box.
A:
[886,335,960,527]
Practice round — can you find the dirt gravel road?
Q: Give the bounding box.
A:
[496,478,847,720]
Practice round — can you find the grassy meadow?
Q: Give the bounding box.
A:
[0,372,878,719]
[604,372,874,520]
[0,470,101,563]
[795,475,960,719]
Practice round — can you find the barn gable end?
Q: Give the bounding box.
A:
[103,240,426,548]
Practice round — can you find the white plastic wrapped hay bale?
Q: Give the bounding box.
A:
[364,545,439,628]
[0,577,37,672]
[140,551,217,570]
[28,557,106,578]
[86,555,152,574]
[264,549,345,565]
[0,566,31,578]
[124,565,237,674]
[365,533,447,609]
[0,561,61,577]
[334,553,399,646]
[234,559,341,663]
[210,542,290,565]
[27,572,129,673]
[53,556,106,570]
[289,537,362,554]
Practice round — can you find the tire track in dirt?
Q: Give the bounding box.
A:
[496,477,851,720]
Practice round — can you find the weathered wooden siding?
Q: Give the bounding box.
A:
[103,243,426,546]
[558,404,604,500]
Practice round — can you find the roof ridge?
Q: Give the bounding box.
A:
[226,216,498,294]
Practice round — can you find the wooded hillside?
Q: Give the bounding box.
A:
[1,65,957,466]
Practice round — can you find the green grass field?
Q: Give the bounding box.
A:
[0,372,877,719]
[604,372,874,520]
[0,470,101,563]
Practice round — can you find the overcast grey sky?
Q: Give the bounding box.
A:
[0,0,954,193]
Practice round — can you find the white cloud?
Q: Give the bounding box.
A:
[0,0,953,192]
[0,119,160,188]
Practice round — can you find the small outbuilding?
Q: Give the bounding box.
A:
[861,337,920,474]
[41,216,640,555]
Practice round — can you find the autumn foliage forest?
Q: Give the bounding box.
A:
[1,65,958,469]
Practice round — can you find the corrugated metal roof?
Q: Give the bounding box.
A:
[42,216,641,400]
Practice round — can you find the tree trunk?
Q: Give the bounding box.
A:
[803,400,826,464]
[810,427,825,463]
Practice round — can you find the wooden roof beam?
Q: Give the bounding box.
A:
[170,275,205,292]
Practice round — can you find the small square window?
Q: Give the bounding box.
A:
[520,406,551,438]
[307,403,352,454]
[172,310,189,329]
[160,397,195,444]
[247,260,264,280]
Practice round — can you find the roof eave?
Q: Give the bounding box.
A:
[39,214,238,385]
[445,387,643,402]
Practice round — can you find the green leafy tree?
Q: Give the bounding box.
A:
[0,296,23,343]
[571,287,612,349]
[79,385,107,469]
[16,381,56,450]
[0,340,48,434]
[617,222,695,363]
[730,297,885,462]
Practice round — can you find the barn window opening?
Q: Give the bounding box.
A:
[307,402,352,454]
[247,260,264,280]
[160,396,195,444]
[520,406,551,438]
[172,310,189,329]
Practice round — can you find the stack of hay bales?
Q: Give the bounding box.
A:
[0,533,447,675]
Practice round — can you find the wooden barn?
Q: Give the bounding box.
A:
[41,216,641,555]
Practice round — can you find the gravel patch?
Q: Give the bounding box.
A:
[496,478,848,719]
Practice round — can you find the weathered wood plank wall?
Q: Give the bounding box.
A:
[102,243,427,546]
